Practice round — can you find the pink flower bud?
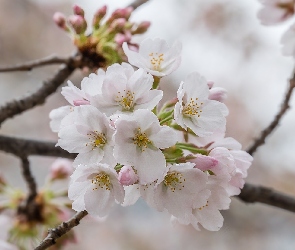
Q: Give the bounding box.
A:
[68,15,87,34]
[208,87,227,102]
[73,99,90,106]
[118,166,138,186]
[93,5,107,29]
[189,154,218,171]
[207,81,214,89]
[53,12,67,30]
[132,21,151,34]
[50,158,73,180]
[115,33,127,46]
[73,4,84,17]
[110,18,126,32]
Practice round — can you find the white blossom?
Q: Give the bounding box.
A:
[57,105,115,167]
[91,63,162,116]
[123,38,182,77]
[68,163,124,216]
[113,109,177,184]
[174,72,228,137]
[49,69,105,132]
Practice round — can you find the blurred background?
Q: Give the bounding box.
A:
[0,0,295,249]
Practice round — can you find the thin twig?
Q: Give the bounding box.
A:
[129,0,149,9]
[0,134,75,159]
[247,74,295,155]
[0,55,70,73]
[20,157,37,202]
[0,54,79,126]
[238,183,295,213]
[34,211,88,250]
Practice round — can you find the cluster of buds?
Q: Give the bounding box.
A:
[53,5,150,67]
[0,159,75,249]
[257,0,295,56]
[50,37,253,231]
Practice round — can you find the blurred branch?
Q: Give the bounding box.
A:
[0,134,75,159]
[20,157,37,202]
[0,55,71,72]
[0,54,80,126]
[238,183,295,213]
[34,211,88,250]
[129,0,149,9]
[247,74,295,155]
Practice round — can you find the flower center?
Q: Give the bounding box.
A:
[116,90,135,111]
[149,52,164,71]
[182,97,203,117]
[91,173,111,190]
[197,201,209,210]
[164,171,185,192]
[86,130,107,150]
[133,128,151,151]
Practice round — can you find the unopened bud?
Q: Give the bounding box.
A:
[207,81,214,89]
[110,18,126,32]
[73,4,85,17]
[118,165,138,186]
[107,7,133,24]
[132,21,151,34]
[53,12,68,31]
[209,87,227,102]
[50,158,73,181]
[115,32,132,46]
[68,15,87,34]
[93,5,107,29]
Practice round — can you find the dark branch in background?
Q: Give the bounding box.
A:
[129,0,149,9]
[238,183,295,213]
[247,73,295,155]
[20,157,37,202]
[0,54,80,127]
[34,211,88,250]
[0,135,75,159]
[0,55,71,72]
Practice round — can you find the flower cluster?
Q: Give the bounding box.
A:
[50,38,252,231]
[53,5,150,66]
[257,0,295,56]
[0,159,75,249]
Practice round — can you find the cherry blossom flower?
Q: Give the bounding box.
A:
[68,163,124,216]
[152,163,209,220]
[258,0,295,25]
[174,72,228,137]
[49,69,105,132]
[113,109,177,184]
[122,38,182,77]
[91,63,162,116]
[57,105,115,167]
[174,184,231,231]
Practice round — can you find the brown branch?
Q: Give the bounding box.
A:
[20,157,37,202]
[238,183,295,213]
[0,55,71,73]
[129,0,149,9]
[0,134,75,159]
[247,74,295,155]
[34,211,88,250]
[0,54,80,126]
